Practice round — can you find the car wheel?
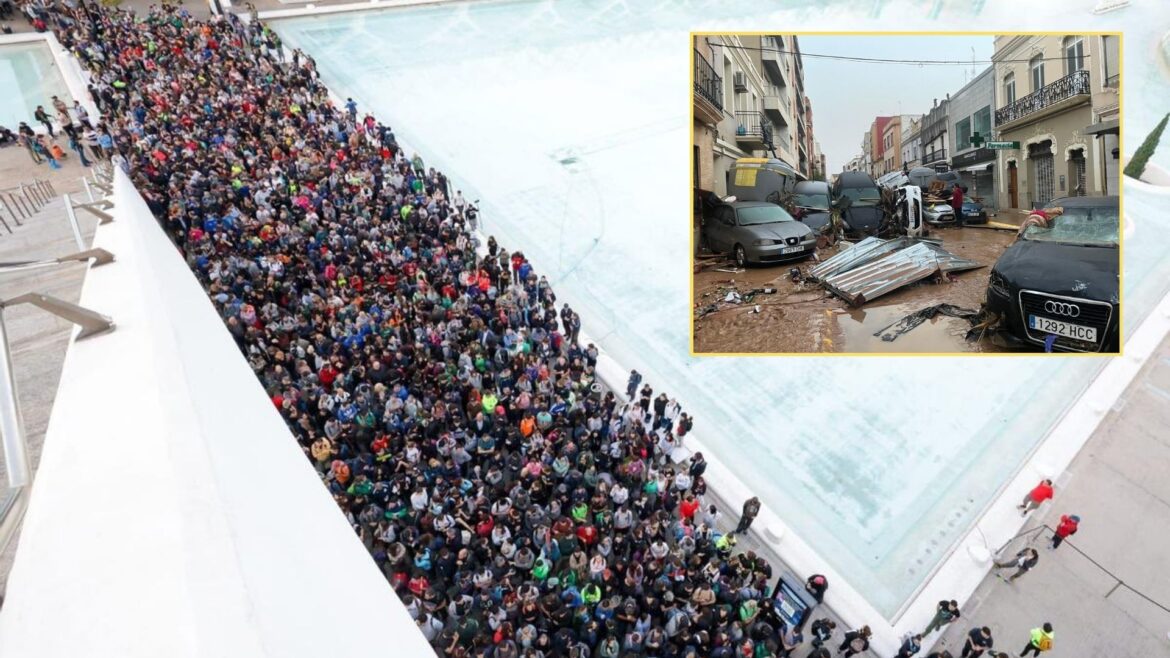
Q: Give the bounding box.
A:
[734,244,747,268]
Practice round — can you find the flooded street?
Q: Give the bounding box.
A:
[693,216,1025,353]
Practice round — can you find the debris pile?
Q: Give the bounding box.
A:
[695,283,777,319]
[873,303,981,342]
[809,236,983,306]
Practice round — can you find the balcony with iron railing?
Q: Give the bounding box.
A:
[734,111,771,150]
[995,69,1090,128]
[922,149,948,165]
[693,49,724,124]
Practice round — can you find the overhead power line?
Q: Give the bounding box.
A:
[711,41,1091,66]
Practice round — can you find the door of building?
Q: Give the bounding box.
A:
[1030,141,1055,207]
[1008,162,1019,208]
[1069,148,1087,196]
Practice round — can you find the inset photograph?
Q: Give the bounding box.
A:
[692,33,1122,354]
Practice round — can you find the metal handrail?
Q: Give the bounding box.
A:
[0,294,115,556]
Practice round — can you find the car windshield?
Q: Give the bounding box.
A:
[1022,206,1119,246]
[839,186,881,205]
[737,205,795,225]
[792,192,829,210]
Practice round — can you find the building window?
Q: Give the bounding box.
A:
[973,106,991,143]
[1102,35,1120,88]
[1063,36,1085,75]
[1030,55,1045,92]
[956,117,972,151]
[1004,72,1016,105]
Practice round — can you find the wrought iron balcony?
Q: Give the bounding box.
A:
[995,70,1090,126]
[693,49,724,124]
[734,111,771,149]
[922,149,948,164]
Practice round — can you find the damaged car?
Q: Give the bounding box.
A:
[790,180,833,232]
[984,196,1120,353]
[831,171,887,237]
[702,201,816,267]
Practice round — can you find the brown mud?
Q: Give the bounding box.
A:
[693,213,1028,354]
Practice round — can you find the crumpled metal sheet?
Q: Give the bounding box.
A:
[822,242,982,306]
[809,236,912,280]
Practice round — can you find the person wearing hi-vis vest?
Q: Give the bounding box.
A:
[1021,623,1054,656]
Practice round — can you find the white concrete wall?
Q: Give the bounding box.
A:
[0,171,435,658]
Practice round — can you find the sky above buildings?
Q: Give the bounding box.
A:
[800,35,995,173]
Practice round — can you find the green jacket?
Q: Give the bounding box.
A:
[1030,627,1054,650]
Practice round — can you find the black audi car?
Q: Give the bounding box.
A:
[830,171,887,237]
[985,196,1120,353]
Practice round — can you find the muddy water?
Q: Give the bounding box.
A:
[693,220,1021,354]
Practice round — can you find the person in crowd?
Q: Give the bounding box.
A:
[961,626,994,658]
[736,495,761,534]
[838,625,871,656]
[896,633,923,658]
[33,104,54,136]
[33,4,811,656]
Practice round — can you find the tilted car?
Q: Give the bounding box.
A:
[984,196,1120,353]
[830,171,887,237]
[702,201,816,267]
[790,180,833,233]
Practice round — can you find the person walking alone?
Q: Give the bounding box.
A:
[1049,514,1080,550]
[1021,623,1054,657]
[626,369,641,399]
[1018,479,1054,516]
[993,547,1039,583]
[961,626,993,658]
[735,496,761,534]
[922,600,961,636]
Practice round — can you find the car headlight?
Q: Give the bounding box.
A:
[751,239,773,246]
[988,270,1010,297]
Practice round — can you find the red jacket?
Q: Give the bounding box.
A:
[1028,481,1054,504]
[950,185,964,212]
[680,498,700,520]
[1054,515,1079,538]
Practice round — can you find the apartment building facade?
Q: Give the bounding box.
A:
[921,97,950,171]
[991,34,1120,208]
[948,65,998,208]
[692,34,817,196]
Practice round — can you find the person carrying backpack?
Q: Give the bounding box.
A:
[808,617,835,649]
[1021,623,1054,656]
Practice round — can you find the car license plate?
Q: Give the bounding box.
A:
[1029,315,1096,342]
[781,245,803,254]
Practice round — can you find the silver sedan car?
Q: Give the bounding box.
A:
[702,201,816,267]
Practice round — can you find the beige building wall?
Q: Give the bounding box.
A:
[992,34,1105,209]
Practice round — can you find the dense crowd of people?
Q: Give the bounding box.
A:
[30,2,858,656]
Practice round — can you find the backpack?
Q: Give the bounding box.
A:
[1038,635,1053,651]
